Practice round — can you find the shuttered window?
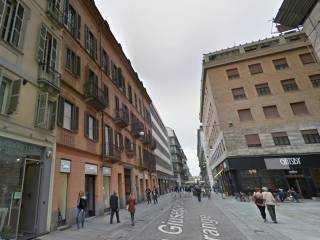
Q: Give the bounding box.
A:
[84,25,97,60]
[238,109,253,121]
[0,74,9,114]
[128,84,132,103]
[57,96,79,132]
[65,4,81,40]
[281,79,298,92]
[273,58,289,70]
[231,87,246,100]
[6,78,21,114]
[290,102,309,115]
[65,48,80,77]
[101,49,110,75]
[104,125,113,155]
[84,112,98,141]
[272,132,290,145]
[115,131,123,150]
[263,105,279,119]
[248,63,263,75]
[299,53,315,65]
[35,92,56,130]
[256,83,271,96]
[301,129,320,144]
[226,68,240,80]
[309,74,320,88]
[245,134,261,147]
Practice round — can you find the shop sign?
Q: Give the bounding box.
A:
[14,192,22,199]
[103,167,111,176]
[264,157,302,170]
[60,160,71,173]
[0,137,43,157]
[85,164,98,175]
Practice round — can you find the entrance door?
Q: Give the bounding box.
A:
[58,173,68,226]
[103,176,110,212]
[140,179,144,201]
[19,160,41,238]
[118,173,124,208]
[124,169,131,204]
[85,175,95,217]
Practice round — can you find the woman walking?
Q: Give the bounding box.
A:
[262,187,278,223]
[127,193,136,226]
[76,191,87,229]
[252,188,266,222]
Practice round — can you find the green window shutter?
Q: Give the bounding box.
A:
[0,0,6,30]
[10,3,24,47]
[93,118,99,141]
[50,100,57,130]
[38,25,47,63]
[57,96,65,127]
[76,55,80,77]
[76,14,81,40]
[35,92,49,129]
[71,105,79,132]
[7,79,22,114]
[84,112,89,137]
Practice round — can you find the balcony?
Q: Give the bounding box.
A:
[84,82,108,111]
[104,143,121,162]
[150,138,157,150]
[141,132,151,145]
[143,150,156,171]
[38,63,61,95]
[114,108,129,128]
[125,143,136,157]
[131,121,144,138]
[47,0,64,28]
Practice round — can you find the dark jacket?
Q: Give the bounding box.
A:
[77,197,87,210]
[110,194,119,210]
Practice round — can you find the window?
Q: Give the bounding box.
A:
[65,4,81,39]
[134,93,137,107]
[35,92,56,130]
[272,132,290,146]
[301,129,320,144]
[65,48,80,77]
[0,72,21,114]
[248,63,263,75]
[57,96,79,132]
[128,84,132,103]
[290,102,309,115]
[263,105,280,119]
[245,134,261,147]
[273,58,289,70]
[101,49,110,75]
[104,125,113,155]
[238,109,253,121]
[231,87,246,100]
[84,112,98,141]
[299,53,315,65]
[281,79,298,92]
[309,74,320,88]
[256,83,271,96]
[0,0,26,48]
[84,25,97,59]
[115,131,123,149]
[226,68,240,80]
[138,99,142,113]
[103,84,109,105]
[110,61,125,89]
[115,95,120,111]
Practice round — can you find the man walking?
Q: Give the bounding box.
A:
[252,188,266,222]
[262,187,278,223]
[110,192,120,224]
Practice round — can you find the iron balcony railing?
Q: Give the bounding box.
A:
[143,150,156,171]
[38,62,61,94]
[125,142,136,157]
[47,0,64,27]
[114,108,129,128]
[104,143,121,162]
[150,138,157,150]
[84,81,108,111]
[141,132,152,145]
[131,120,144,138]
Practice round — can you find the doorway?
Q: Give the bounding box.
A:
[58,173,68,226]
[287,177,312,199]
[140,179,144,201]
[103,176,111,212]
[117,173,123,208]
[85,175,95,217]
[124,169,131,203]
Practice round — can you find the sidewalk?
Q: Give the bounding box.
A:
[38,194,176,240]
[211,194,320,240]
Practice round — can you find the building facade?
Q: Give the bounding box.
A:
[200,31,320,198]
[150,104,175,194]
[50,0,154,230]
[0,0,62,239]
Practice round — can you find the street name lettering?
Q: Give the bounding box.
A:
[200,215,221,240]
[158,201,184,235]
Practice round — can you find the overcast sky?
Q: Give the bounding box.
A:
[95,0,283,176]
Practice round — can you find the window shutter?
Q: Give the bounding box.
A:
[50,38,58,70]
[57,96,65,127]
[63,0,69,25]
[237,109,253,121]
[0,0,6,27]
[245,134,261,146]
[120,133,123,150]
[10,3,24,47]
[76,55,81,76]
[300,53,315,64]
[248,63,263,74]
[109,127,114,144]
[76,14,81,40]
[263,105,279,118]
[94,118,99,141]
[72,105,79,132]
[93,37,97,60]
[38,25,47,63]
[103,84,109,104]
[7,79,22,114]
[85,25,89,52]
[84,112,89,137]
[290,102,309,115]
[35,92,49,128]
[50,100,57,130]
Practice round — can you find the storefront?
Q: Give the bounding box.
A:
[0,136,52,240]
[214,154,320,198]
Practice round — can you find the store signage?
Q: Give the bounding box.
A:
[60,160,71,173]
[264,157,302,170]
[279,158,301,166]
[85,164,98,175]
[103,167,111,176]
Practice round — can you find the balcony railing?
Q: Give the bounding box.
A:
[141,132,151,145]
[84,82,108,111]
[104,143,121,162]
[114,108,129,128]
[125,143,136,157]
[38,62,61,95]
[47,0,64,27]
[143,150,156,171]
[131,121,144,138]
[150,138,157,150]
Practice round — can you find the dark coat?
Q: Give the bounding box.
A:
[110,194,119,210]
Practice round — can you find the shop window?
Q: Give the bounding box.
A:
[238,109,253,122]
[273,58,289,70]
[256,83,271,96]
[263,105,280,119]
[84,112,98,141]
[281,79,298,92]
[290,102,309,115]
[226,68,240,80]
[245,134,261,147]
[301,129,320,144]
[309,74,320,88]
[299,53,316,65]
[272,132,290,146]
[248,63,263,75]
[231,87,246,100]
[57,96,79,132]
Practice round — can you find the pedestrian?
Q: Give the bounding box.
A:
[252,188,266,222]
[127,193,136,226]
[278,188,286,202]
[110,192,120,224]
[76,191,87,229]
[152,187,158,204]
[288,188,299,202]
[145,188,151,204]
[262,187,278,223]
[196,186,202,202]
